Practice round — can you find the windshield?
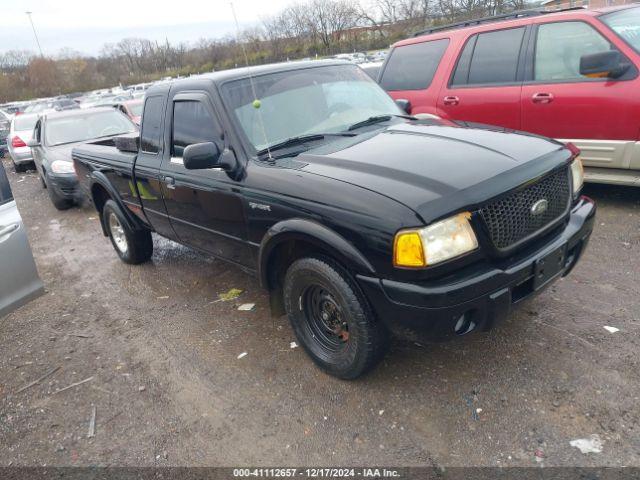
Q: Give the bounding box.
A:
[221,64,401,152]
[45,110,136,146]
[602,7,640,54]
[14,115,38,131]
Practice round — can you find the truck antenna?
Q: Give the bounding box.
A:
[230,2,272,160]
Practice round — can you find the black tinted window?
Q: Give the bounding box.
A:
[451,36,477,86]
[140,96,164,153]
[380,39,449,91]
[172,101,220,157]
[0,162,13,205]
[462,27,525,85]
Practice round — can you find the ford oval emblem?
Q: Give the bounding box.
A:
[531,199,549,216]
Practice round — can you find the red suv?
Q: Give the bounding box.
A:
[379,5,640,187]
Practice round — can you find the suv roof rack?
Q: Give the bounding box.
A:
[412,6,586,37]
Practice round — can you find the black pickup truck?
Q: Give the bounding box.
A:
[73,60,595,379]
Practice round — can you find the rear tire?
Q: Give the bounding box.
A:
[102,199,153,264]
[13,161,26,173]
[283,257,389,380]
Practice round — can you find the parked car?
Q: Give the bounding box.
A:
[1,103,26,115]
[29,108,137,210]
[7,114,39,172]
[0,110,10,156]
[379,5,640,187]
[83,93,133,110]
[0,161,44,317]
[71,61,595,379]
[114,99,143,125]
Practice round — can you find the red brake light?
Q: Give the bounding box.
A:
[11,136,27,148]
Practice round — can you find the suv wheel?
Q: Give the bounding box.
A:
[103,199,153,264]
[283,257,389,379]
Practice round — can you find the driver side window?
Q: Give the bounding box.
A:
[171,100,221,158]
[535,21,612,82]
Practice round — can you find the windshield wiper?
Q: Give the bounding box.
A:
[346,114,417,132]
[256,132,355,157]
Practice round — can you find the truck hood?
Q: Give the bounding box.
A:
[299,122,571,223]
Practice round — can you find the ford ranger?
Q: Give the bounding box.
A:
[72,60,595,379]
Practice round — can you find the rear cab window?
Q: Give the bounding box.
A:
[140,96,164,154]
[380,38,450,91]
[451,27,526,86]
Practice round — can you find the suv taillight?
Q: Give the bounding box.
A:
[11,136,27,148]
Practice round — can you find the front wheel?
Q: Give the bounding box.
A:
[283,257,389,379]
[102,199,153,264]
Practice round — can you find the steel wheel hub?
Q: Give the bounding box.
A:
[108,213,128,254]
[304,286,350,351]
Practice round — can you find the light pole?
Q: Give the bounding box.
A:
[25,11,44,57]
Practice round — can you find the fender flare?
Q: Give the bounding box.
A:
[89,171,140,236]
[258,218,375,289]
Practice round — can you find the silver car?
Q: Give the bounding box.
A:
[7,114,39,172]
[0,161,44,317]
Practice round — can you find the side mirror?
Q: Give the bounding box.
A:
[183,142,222,170]
[580,50,628,79]
[26,139,40,148]
[395,98,411,114]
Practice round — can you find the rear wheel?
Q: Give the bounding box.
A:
[283,257,389,379]
[103,199,153,264]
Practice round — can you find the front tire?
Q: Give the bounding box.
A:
[102,199,153,264]
[283,257,389,379]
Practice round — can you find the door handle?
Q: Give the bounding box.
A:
[164,176,176,190]
[532,92,554,104]
[443,95,459,106]
[0,223,19,238]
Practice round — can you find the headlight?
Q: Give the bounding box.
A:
[50,160,75,174]
[570,156,584,197]
[394,212,478,268]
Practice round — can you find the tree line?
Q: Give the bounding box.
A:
[0,0,531,103]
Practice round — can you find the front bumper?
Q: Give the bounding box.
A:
[48,173,81,200]
[357,196,596,342]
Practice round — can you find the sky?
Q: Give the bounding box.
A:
[0,0,294,55]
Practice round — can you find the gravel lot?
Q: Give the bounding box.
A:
[1,155,639,467]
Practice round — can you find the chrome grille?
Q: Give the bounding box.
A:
[479,167,570,250]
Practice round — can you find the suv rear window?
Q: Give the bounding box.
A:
[452,27,525,86]
[380,39,449,91]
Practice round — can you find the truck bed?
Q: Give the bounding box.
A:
[72,136,137,168]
